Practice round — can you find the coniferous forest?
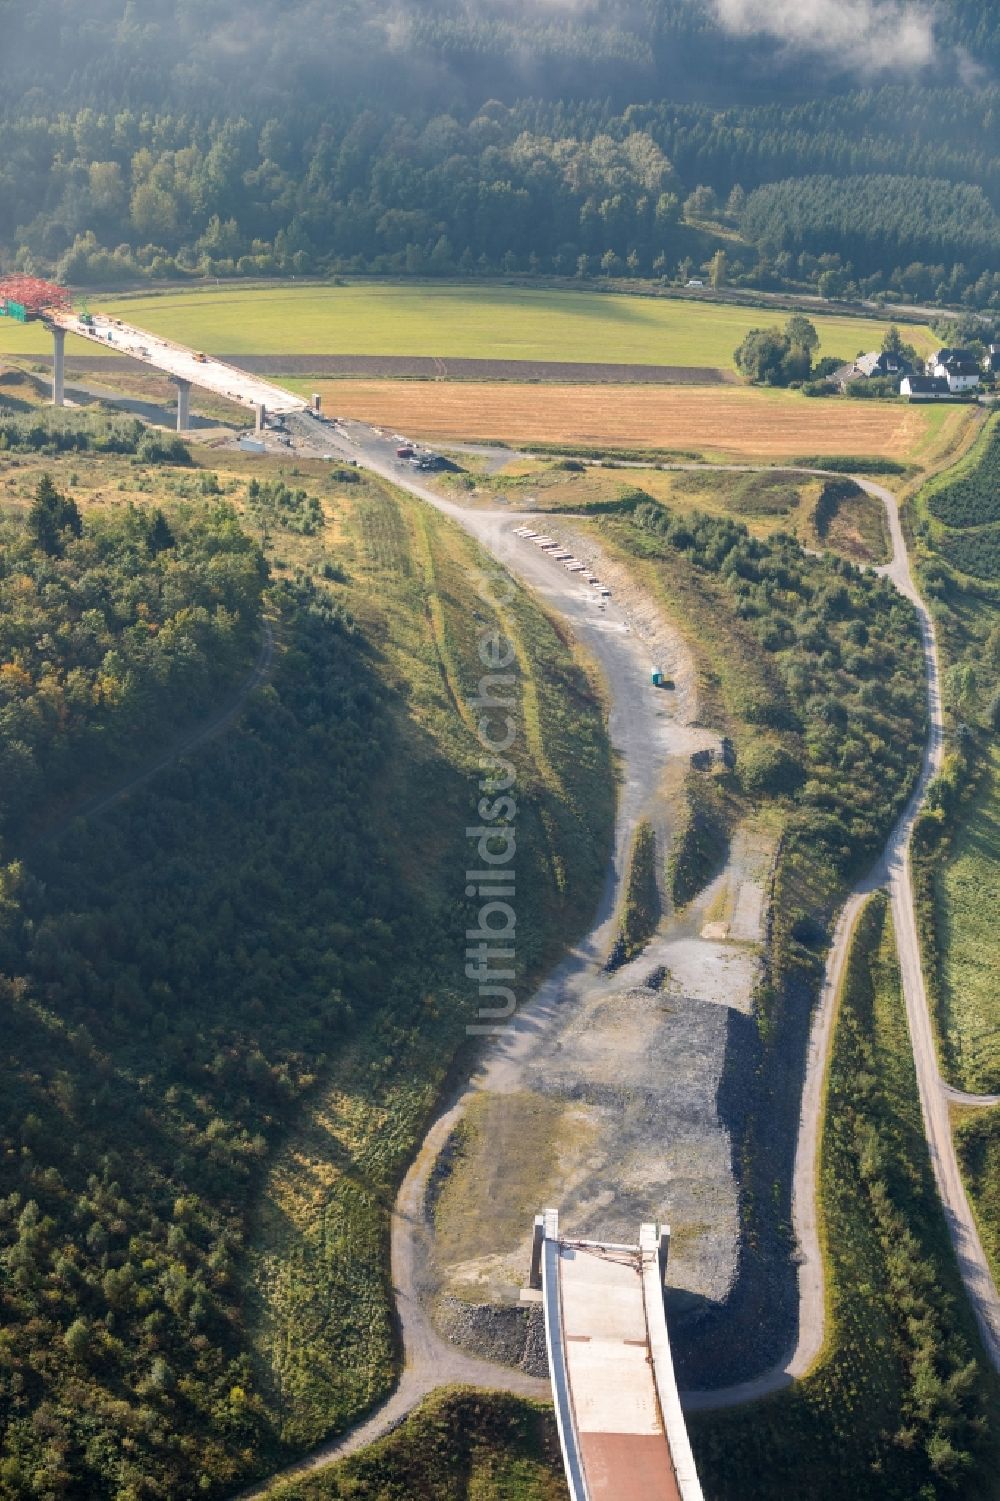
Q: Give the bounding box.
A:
[1,0,1000,307]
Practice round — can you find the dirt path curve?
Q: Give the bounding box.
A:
[688,474,1000,1405]
[868,480,1000,1371]
[34,618,274,847]
[236,423,997,1496]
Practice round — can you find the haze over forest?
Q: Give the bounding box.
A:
[3,4,1000,1501]
[1,0,999,307]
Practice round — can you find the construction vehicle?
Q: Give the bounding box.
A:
[396,444,414,458]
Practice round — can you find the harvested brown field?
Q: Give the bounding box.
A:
[31,353,732,384]
[309,379,955,461]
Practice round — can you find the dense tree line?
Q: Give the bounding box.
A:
[2,86,1000,304]
[614,494,927,873]
[0,480,263,838]
[741,174,1000,287]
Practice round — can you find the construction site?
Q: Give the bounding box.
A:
[0,274,307,433]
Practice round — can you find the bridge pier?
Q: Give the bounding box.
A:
[642,1221,670,1292]
[175,378,192,432]
[529,1213,545,1291]
[52,326,65,408]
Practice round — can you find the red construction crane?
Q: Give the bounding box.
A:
[0,276,73,319]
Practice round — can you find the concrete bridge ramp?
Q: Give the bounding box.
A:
[534,1209,704,1501]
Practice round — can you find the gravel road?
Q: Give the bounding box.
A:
[234,418,998,1496]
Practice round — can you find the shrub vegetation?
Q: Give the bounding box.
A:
[0,460,612,1497]
[0,408,191,463]
[690,894,1000,1499]
[927,417,1000,529]
[617,819,660,958]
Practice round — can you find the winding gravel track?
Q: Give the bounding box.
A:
[871,479,1000,1371]
[235,423,998,1496]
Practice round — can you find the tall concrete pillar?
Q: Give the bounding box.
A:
[52,326,65,408]
[529,1214,545,1291]
[175,378,192,432]
[255,402,267,434]
[640,1221,671,1292]
[658,1225,670,1290]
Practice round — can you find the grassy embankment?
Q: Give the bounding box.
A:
[0,410,612,1495]
[615,819,661,960]
[908,411,1000,1286]
[259,1389,567,1501]
[689,894,1000,1499]
[470,460,893,564]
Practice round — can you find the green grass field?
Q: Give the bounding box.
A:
[0,282,933,369]
[934,744,1000,1094]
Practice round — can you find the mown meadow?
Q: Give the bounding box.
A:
[0,283,931,370]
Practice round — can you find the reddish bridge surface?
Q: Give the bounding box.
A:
[534,1210,704,1501]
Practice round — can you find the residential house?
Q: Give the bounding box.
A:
[900,374,950,399]
[926,348,981,392]
[835,349,913,388]
[855,350,913,378]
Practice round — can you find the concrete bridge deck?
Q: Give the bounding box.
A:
[46,310,307,426]
[535,1210,703,1501]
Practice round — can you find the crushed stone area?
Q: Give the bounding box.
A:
[424,524,786,1384]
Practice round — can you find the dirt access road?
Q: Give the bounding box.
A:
[236,419,998,1497]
